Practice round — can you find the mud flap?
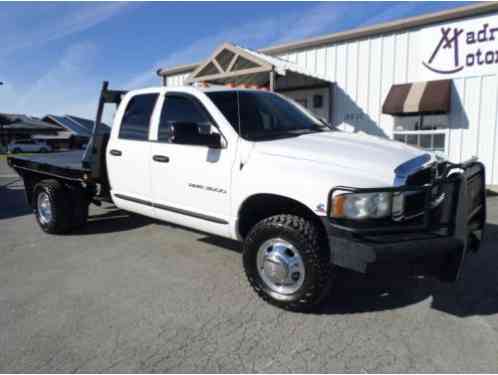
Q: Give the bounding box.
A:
[439,161,486,282]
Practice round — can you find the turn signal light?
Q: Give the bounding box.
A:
[331,194,347,217]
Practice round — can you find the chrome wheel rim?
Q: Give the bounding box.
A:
[37,192,52,225]
[256,238,305,295]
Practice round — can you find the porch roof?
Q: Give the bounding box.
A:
[184,43,330,90]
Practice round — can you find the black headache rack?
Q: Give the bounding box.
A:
[7,81,126,187]
[327,159,486,278]
[82,81,127,186]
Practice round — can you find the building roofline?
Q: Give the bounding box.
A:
[157,2,498,78]
[156,63,198,77]
[260,2,498,55]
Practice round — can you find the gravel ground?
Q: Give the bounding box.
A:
[1,159,497,372]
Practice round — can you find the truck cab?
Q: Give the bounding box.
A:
[107,86,238,239]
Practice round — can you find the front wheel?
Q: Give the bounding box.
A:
[243,214,332,311]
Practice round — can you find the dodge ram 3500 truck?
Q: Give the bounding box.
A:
[8,82,486,311]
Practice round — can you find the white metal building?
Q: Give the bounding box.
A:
[158,3,498,185]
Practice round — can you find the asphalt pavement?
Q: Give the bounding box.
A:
[0,155,17,178]
[1,158,497,372]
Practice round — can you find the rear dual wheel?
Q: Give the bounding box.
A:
[243,214,332,311]
[33,180,89,234]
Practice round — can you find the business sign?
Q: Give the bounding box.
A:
[416,14,498,79]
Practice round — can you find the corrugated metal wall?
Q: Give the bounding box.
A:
[165,30,498,184]
[277,32,498,184]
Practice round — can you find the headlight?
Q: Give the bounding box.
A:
[331,192,392,220]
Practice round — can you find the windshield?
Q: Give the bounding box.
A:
[206,91,330,141]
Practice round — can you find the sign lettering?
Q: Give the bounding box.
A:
[418,15,498,79]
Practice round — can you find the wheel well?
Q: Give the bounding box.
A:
[20,173,90,207]
[237,193,326,239]
[21,172,45,207]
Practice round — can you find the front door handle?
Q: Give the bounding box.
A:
[110,149,122,156]
[153,155,170,163]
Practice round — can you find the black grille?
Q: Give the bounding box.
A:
[404,191,426,218]
[406,165,434,186]
[403,164,438,219]
[467,172,484,216]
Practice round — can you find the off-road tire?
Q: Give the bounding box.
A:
[33,179,72,234]
[243,214,332,312]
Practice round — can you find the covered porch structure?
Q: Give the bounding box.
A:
[163,43,334,121]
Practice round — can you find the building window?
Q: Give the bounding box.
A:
[313,94,323,109]
[393,114,448,156]
[394,131,447,154]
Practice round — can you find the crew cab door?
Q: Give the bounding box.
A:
[107,91,159,216]
[149,92,235,237]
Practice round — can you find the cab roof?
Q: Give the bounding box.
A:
[128,84,270,96]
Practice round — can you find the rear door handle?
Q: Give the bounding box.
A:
[153,155,170,163]
[110,149,122,156]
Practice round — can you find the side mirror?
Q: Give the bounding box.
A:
[204,132,223,149]
[169,121,224,148]
[196,123,212,135]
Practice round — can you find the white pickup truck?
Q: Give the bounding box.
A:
[8,82,486,311]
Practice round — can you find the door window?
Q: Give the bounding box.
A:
[158,95,212,143]
[119,94,158,141]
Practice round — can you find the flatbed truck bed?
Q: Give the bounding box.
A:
[6,82,126,212]
[8,81,126,185]
[7,150,88,181]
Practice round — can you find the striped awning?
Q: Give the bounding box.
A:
[382,79,451,116]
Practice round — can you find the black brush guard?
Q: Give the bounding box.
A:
[325,159,486,281]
